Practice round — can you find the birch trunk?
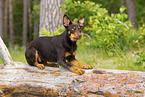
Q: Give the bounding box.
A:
[39,0,64,35]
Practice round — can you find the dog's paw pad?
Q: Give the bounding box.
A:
[76,69,85,75]
[82,65,93,69]
[37,64,45,69]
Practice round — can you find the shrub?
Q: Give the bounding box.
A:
[61,0,145,55]
[39,26,64,36]
[134,51,145,69]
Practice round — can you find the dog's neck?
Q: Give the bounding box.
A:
[64,30,77,45]
[61,30,77,51]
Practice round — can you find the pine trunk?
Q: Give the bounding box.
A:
[28,0,32,41]
[0,0,4,38]
[126,0,137,28]
[39,0,64,36]
[23,0,28,46]
[4,0,8,42]
[9,0,14,48]
[33,0,39,38]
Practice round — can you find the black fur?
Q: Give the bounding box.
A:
[25,14,92,75]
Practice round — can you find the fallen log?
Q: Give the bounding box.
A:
[0,37,14,68]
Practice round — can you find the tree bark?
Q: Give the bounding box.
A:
[0,37,14,68]
[33,0,39,38]
[126,0,137,28]
[39,0,64,36]
[23,0,28,46]
[120,0,124,6]
[0,0,4,38]
[4,0,8,42]
[9,0,14,48]
[28,0,32,41]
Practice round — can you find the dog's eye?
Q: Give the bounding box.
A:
[78,26,81,30]
[72,27,75,30]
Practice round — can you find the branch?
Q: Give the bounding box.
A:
[116,19,129,29]
[81,33,92,40]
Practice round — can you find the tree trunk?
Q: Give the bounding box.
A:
[28,0,32,41]
[4,0,8,42]
[0,0,4,38]
[120,0,124,6]
[33,0,39,38]
[23,0,28,46]
[126,0,137,28]
[0,37,14,68]
[39,0,64,36]
[9,0,14,48]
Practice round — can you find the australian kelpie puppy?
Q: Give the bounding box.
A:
[25,14,93,75]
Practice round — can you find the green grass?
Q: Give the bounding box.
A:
[0,46,27,64]
[76,45,144,71]
[0,45,144,71]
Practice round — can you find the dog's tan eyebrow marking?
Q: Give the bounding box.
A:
[65,52,71,57]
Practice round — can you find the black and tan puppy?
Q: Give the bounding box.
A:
[25,14,93,75]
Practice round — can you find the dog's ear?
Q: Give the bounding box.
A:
[78,16,85,26]
[63,14,72,28]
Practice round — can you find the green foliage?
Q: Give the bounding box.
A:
[135,0,145,27]
[62,1,144,55]
[39,26,65,36]
[134,51,145,68]
[31,1,40,22]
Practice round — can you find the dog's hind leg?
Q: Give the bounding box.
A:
[35,50,45,69]
[25,46,45,69]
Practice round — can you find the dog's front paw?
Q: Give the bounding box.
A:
[76,69,85,75]
[82,65,93,69]
[69,66,85,75]
[36,64,45,69]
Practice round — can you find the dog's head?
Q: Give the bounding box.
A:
[63,14,85,41]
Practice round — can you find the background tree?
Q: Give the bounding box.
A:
[39,0,64,35]
[9,0,14,48]
[126,0,136,28]
[4,0,8,42]
[0,0,4,37]
[33,0,40,38]
[28,0,32,41]
[23,0,28,46]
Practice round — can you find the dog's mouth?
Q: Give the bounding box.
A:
[74,37,81,40]
[70,36,81,41]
